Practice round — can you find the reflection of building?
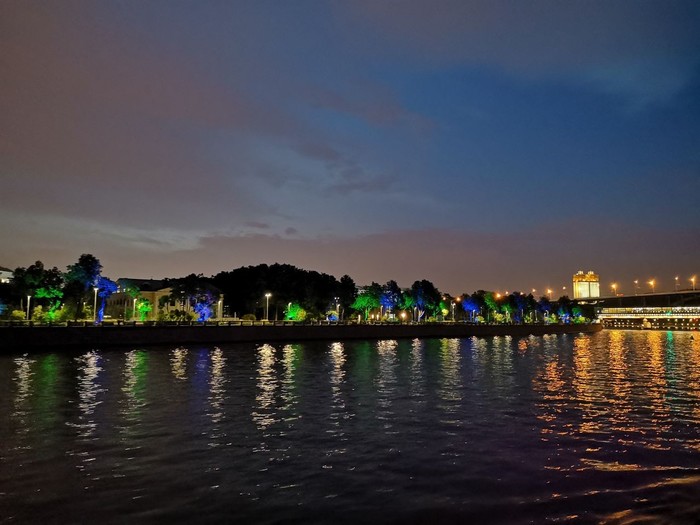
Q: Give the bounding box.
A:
[573,270,600,299]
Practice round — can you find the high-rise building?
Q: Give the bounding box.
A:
[573,270,600,299]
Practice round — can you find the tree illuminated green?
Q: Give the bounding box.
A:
[136,299,152,321]
[351,292,380,321]
[284,302,307,321]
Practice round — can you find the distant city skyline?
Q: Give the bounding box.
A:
[2,1,699,294]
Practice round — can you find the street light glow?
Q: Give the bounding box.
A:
[264,292,272,321]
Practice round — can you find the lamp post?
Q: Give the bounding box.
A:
[451,301,455,321]
[264,293,271,321]
[691,276,696,291]
[93,287,99,322]
[26,295,31,320]
[648,279,655,293]
[634,280,639,295]
[133,298,137,319]
[611,283,617,296]
[675,276,679,292]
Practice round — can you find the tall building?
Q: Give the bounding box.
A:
[573,270,600,299]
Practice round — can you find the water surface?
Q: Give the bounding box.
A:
[2,331,700,523]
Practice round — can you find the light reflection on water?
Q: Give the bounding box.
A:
[2,331,700,524]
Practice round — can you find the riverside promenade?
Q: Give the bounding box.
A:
[0,321,602,351]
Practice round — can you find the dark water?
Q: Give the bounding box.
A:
[2,331,700,524]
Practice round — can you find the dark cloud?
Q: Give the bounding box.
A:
[340,0,700,105]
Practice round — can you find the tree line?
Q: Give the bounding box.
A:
[0,254,593,324]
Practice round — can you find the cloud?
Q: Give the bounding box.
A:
[340,0,700,105]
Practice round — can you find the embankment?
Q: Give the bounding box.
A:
[0,322,602,352]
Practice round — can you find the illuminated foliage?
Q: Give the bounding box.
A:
[95,276,118,323]
[380,280,402,312]
[64,254,103,319]
[407,280,442,322]
[284,302,307,321]
[136,299,152,321]
[171,274,220,322]
[351,292,380,321]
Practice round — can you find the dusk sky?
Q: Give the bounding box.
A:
[2,0,699,295]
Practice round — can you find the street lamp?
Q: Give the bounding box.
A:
[611,283,617,296]
[648,279,655,293]
[451,301,455,321]
[26,295,31,320]
[93,286,99,322]
[264,293,272,321]
[634,280,639,294]
[133,298,137,319]
[691,276,696,291]
[546,289,553,299]
[675,276,679,292]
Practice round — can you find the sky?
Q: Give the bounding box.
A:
[1,0,699,296]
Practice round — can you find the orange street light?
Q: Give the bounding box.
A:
[648,280,655,293]
[611,283,617,296]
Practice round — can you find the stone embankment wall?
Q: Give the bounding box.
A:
[0,323,602,352]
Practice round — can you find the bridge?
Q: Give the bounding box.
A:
[579,290,700,330]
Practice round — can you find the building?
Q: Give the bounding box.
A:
[105,278,172,320]
[0,266,13,284]
[573,270,600,299]
[593,291,700,331]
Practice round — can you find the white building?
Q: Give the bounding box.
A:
[0,266,13,284]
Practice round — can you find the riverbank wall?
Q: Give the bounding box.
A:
[0,322,602,352]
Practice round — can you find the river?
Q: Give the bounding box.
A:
[1,331,699,523]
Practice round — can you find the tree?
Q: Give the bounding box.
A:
[64,254,102,318]
[461,293,482,322]
[408,280,442,322]
[284,302,307,322]
[95,276,118,323]
[13,261,64,321]
[380,280,402,313]
[136,298,152,321]
[351,285,381,321]
[171,274,220,322]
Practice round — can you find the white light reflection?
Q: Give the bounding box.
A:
[280,344,302,420]
[75,351,104,438]
[252,344,278,430]
[376,340,398,422]
[208,347,226,424]
[121,350,148,425]
[438,338,462,407]
[12,355,35,434]
[170,347,188,380]
[410,338,425,397]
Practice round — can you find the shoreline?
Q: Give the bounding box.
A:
[0,322,602,351]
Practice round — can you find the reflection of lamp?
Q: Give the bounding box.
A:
[26,295,31,320]
[93,287,99,322]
